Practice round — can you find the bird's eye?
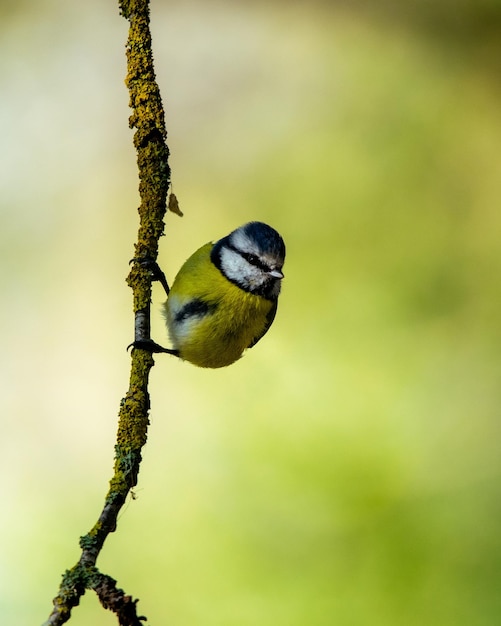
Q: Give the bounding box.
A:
[240,250,270,272]
[246,253,269,270]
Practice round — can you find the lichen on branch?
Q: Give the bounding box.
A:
[43,1,170,624]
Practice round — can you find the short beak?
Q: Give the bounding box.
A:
[269,269,284,280]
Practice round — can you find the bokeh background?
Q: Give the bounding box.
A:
[1,1,501,624]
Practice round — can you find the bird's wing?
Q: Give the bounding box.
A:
[248,300,278,349]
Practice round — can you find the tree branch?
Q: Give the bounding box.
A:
[43,0,170,623]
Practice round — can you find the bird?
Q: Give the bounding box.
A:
[135,221,286,368]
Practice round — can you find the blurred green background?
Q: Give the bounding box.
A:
[1,1,501,624]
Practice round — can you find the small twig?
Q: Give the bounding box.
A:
[43,0,170,623]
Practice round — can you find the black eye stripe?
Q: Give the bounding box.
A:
[242,251,270,271]
[227,243,270,272]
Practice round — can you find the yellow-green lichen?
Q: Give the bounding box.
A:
[44,4,171,623]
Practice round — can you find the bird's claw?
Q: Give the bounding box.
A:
[127,339,180,356]
[130,256,170,295]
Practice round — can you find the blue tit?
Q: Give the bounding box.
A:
[145,222,285,368]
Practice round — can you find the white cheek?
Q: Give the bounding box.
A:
[220,246,277,292]
[220,247,252,282]
[247,264,267,288]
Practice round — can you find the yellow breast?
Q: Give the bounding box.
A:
[163,243,275,368]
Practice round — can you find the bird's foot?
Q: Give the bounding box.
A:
[130,256,170,296]
[127,339,180,356]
